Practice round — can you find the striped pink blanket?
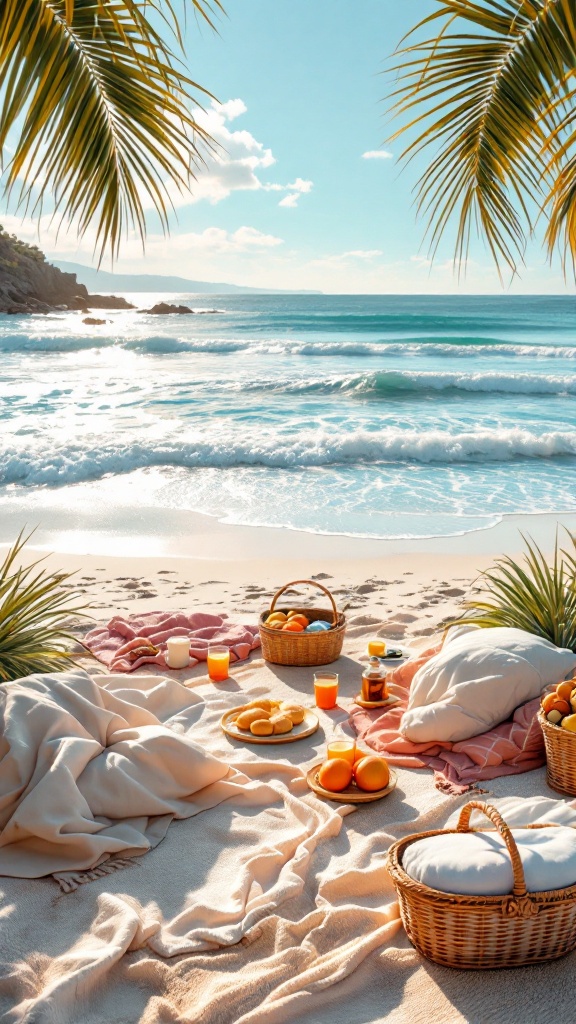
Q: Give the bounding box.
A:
[349,646,545,794]
[83,612,261,672]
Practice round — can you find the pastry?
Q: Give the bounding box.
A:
[279,702,305,725]
[270,713,293,735]
[250,718,274,736]
[245,699,274,713]
[236,708,271,730]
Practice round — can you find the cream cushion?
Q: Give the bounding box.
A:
[402,826,576,896]
[400,626,576,743]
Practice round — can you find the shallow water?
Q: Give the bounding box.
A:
[1,293,575,541]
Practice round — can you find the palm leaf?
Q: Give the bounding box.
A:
[0,529,91,683]
[450,529,576,649]
[0,1,223,259]
[389,0,576,277]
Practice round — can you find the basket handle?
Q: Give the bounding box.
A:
[269,579,339,626]
[456,801,528,899]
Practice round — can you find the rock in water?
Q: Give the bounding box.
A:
[82,317,107,325]
[141,302,195,315]
[0,228,134,313]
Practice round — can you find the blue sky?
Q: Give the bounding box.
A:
[7,0,575,293]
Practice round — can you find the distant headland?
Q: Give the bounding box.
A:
[52,261,322,296]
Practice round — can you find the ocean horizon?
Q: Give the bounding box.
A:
[2,291,575,553]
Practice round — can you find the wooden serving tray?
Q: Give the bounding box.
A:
[354,693,400,710]
[306,763,397,803]
[221,706,319,745]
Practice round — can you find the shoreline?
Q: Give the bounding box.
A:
[2,509,574,638]
[2,506,575,561]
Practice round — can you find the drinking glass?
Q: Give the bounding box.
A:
[207,645,230,682]
[314,671,339,709]
[368,639,387,657]
[327,723,356,764]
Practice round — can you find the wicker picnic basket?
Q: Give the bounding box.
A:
[259,579,346,667]
[538,710,576,796]
[387,801,576,970]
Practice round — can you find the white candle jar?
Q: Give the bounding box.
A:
[166,636,191,669]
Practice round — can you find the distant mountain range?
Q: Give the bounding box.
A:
[52,261,321,295]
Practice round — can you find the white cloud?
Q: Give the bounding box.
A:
[343,249,383,259]
[287,178,313,194]
[362,150,393,160]
[159,225,284,254]
[149,99,313,210]
[279,194,300,208]
[277,177,313,208]
[0,213,283,265]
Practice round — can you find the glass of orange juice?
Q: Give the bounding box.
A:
[368,639,387,657]
[327,724,356,764]
[207,645,230,682]
[314,672,339,710]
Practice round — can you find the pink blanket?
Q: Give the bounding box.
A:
[83,612,261,672]
[350,645,545,794]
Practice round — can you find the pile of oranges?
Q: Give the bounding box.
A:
[317,753,390,794]
[541,678,576,732]
[265,610,310,633]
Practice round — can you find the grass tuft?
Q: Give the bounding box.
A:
[0,529,91,683]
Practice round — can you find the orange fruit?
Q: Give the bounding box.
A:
[318,758,353,792]
[541,693,570,716]
[266,620,283,630]
[542,692,563,713]
[282,620,304,632]
[556,681,574,702]
[286,613,309,629]
[354,755,390,792]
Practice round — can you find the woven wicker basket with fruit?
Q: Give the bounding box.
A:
[539,678,576,796]
[259,579,346,667]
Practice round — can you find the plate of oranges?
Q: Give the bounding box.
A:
[306,753,396,803]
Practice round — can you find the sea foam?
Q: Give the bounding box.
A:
[3,427,576,487]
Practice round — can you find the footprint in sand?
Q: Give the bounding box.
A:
[350,615,382,626]
[355,583,376,595]
[394,613,418,623]
[438,587,466,597]
[381,623,407,639]
[311,572,333,580]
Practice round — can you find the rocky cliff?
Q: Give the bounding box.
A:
[0,229,133,313]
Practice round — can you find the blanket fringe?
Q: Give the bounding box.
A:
[54,855,139,893]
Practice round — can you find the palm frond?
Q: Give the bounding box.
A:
[450,530,576,650]
[0,1,222,259]
[389,0,576,277]
[0,529,91,683]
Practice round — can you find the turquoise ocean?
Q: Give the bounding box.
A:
[1,293,575,545]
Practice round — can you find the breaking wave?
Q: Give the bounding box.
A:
[3,427,576,487]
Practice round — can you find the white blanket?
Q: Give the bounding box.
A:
[3,637,576,1024]
[0,669,239,882]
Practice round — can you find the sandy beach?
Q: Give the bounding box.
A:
[4,509,576,644]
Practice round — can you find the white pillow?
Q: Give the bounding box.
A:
[400,627,576,743]
[402,826,576,896]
